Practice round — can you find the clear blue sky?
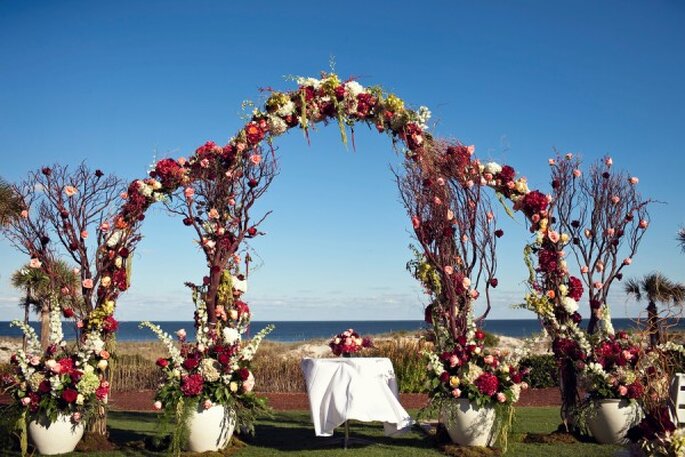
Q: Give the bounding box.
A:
[1,1,684,322]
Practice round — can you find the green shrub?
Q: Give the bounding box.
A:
[519,354,558,388]
[483,331,500,348]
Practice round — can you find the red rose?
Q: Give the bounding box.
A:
[58,358,74,374]
[627,382,644,399]
[156,358,169,368]
[538,249,559,273]
[152,158,184,189]
[62,308,75,318]
[237,368,250,381]
[38,380,51,393]
[474,373,500,397]
[180,373,204,397]
[474,330,486,341]
[244,121,266,145]
[183,357,200,371]
[96,384,110,400]
[439,372,450,383]
[61,388,78,403]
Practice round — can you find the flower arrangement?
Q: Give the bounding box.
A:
[1,314,110,451]
[424,328,528,408]
[328,329,373,357]
[141,269,273,452]
[579,331,645,401]
[631,406,684,457]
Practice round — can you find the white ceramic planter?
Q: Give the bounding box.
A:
[588,399,643,445]
[28,414,85,455]
[186,404,236,452]
[441,399,496,447]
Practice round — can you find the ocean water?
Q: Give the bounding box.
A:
[0,318,679,342]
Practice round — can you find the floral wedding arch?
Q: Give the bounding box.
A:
[7,71,594,448]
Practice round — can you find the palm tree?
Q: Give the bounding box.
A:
[11,260,79,349]
[0,176,21,226]
[678,227,685,253]
[624,272,685,347]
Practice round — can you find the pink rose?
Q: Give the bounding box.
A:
[629,177,639,185]
[611,196,620,204]
[605,157,613,167]
[581,266,589,274]
[21,397,31,406]
[184,187,195,199]
[451,388,462,398]
[176,329,187,341]
[20,209,28,218]
[639,220,649,229]
[573,169,582,177]
[449,354,460,368]
[82,279,94,289]
[203,399,213,410]
[29,258,42,269]
[548,159,555,166]
[100,221,110,232]
[548,231,560,243]
[200,158,210,168]
[208,208,219,219]
[64,185,78,197]
[618,385,628,397]
[462,277,471,288]
[437,177,445,186]
[483,355,495,365]
[593,281,603,289]
[80,230,88,239]
[496,392,507,403]
[249,154,262,165]
[153,401,162,410]
[242,372,255,393]
[444,266,454,275]
[623,258,632,265]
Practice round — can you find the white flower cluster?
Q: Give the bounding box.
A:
[658,341,685,355]
[48,305,64,345]
[10,320,41,355]
[139,321,183,366]
[424,350,445,377]
[240,324,274,361]
[585,361,608,379]
[414,106,431,130]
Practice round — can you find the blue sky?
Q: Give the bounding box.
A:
[1,1,684,322]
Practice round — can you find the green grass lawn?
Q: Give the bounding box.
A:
[4,408,622,456]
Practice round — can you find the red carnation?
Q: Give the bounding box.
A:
[61,388,78,403]
[521,190,548,217]
[474,373,500,397]
[217,352,231,366]
[181,373,204,397]
[567,276,584,301]
[102,316,119,333]
[153,158,184,189]
[497,165,516,183]
[156,358,169,368]
[356,93,377,118]
[58,358,74,374]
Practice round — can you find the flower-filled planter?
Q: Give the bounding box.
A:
[28,413,85,455]
[1,317,112,455]
[142,270,273,454]
[186,404,236,453]
[329,329,373,357]
[425,327,528,448]
[580,331,646,444]
[440,398,496,447]
[587,398,642,445]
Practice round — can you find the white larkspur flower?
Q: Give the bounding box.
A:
[415,106,432,130]
[296,77,321,89]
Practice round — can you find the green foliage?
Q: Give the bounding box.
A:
[482,331,500,348]
[519,355,559,389]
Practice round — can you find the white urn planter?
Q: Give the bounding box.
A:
[28,414,85,455]
[441,399,496,447]
[186,404,236,453]
[588,399,643,445]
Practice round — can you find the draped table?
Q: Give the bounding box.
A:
[300,357,413,442]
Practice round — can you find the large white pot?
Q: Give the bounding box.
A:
[186,404,236,453]
[588,399,643,445]
[441,399,496,447]
[29,413,85,455]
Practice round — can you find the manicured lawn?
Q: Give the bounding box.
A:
[4,408,622,456]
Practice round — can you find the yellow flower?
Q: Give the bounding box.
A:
[385,94,405,112]
[449,376,460,388]
[229,382,239,393]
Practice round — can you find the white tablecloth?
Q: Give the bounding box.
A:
[300,357,414,437]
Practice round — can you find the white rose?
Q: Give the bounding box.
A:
[345,81,365,98]
[231,276,247,294]
[97,359,108,371]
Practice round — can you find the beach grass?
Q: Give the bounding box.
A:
[0,407,621,456]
